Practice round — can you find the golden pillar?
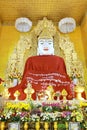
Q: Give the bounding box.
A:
[0,122,5,130]
[44,122,49,130]
[24,122,28,130]
[54,121,58,130]
[35,121,40,130]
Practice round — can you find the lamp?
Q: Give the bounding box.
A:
[58,17,76,33]
[15,17,32,32]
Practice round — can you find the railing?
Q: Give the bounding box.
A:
[0,100,87,130]
[0,121,87,130]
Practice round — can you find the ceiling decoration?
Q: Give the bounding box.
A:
[0,0,87,25]
[58,17,76,33]
[15,17,32,32]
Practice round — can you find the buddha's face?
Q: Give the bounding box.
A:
[37,38,54,55]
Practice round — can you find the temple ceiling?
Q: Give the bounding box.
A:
[0,0,87,25]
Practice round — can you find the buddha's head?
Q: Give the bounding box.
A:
[37,28,54,55]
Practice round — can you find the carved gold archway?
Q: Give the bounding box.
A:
[6,17,85,88]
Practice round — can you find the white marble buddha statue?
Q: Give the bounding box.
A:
[8,28,73,100]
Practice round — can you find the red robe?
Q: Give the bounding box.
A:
[8,55,73,100]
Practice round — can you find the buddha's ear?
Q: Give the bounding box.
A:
[37,47,39,55]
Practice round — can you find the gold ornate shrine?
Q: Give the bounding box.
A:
[5,17,86,97]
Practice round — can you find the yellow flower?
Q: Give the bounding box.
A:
[71,110,76,117]
[5,102,31,110]
[76,111,83,122]
[80,101,87,107]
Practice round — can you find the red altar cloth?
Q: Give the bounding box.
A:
[8,55,74,100]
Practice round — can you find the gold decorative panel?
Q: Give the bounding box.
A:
[0,0,87,25]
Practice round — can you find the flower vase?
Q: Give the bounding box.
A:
[44,122,49,130]
[24,122,28,130]
[0,122,5,130]
[54,121,58,130]
[35,121,40,130]
[8,122,20,130]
